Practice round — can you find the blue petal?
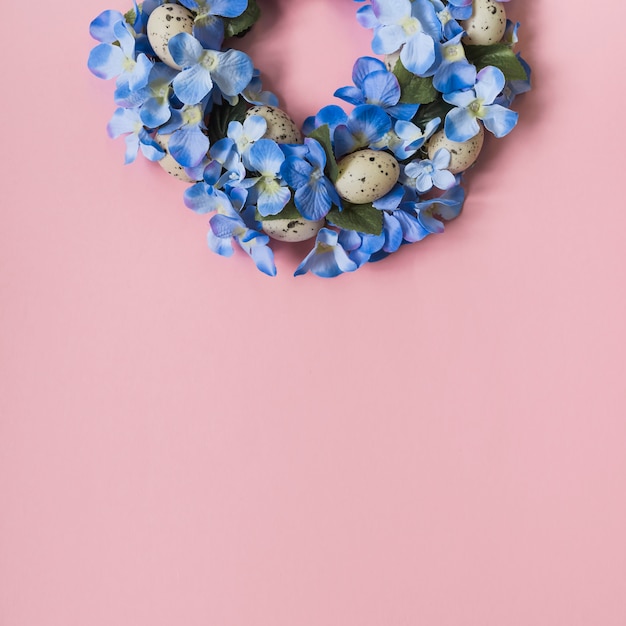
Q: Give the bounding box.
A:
[88,43,125,80]
[281,157,313,189]
[372,24,407,55]
[352,56,387,88]
[362,70,401,107]
[400,31,437,76]
[168,33,203,68]
[444,107,480,142]
[212,49,254,96]
[168,127,210,167]
[173,64,214,104]
[475,66,506,104]
[294,180,333,221]
[481,104,518,138]
[89,10,125,43]
[247,139,284,175]
[207,0,248,18]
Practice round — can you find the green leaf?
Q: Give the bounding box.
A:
[124,6,137,25]
[207,97,249,145]
[464,44,529,82]
[255,199,301,223]
[224,0,261,38]
[326,202,383,236]
[412,98,453,130]
[307,125,339,182]
[392,60,438,105]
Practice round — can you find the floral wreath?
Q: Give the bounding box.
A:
[88,0,531,277]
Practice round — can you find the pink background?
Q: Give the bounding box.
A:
[1,1,626,624]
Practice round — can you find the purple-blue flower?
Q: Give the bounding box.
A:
[294,228,358,278]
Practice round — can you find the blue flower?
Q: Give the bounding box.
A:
[294,228,358,277]
[302,105,348,137]
[333,104,391,158]
[168,33,254,104]
[178,0,249,49]
[432,33,477,94]
[367,0,442,77]
[444,66,519,142]
[404,149,455,192]
[88,20,152,91]
[445,0,473,21]
[386,117,440,159]
[281,139,341,221]
[206,187,277,276]
[158,101,210,167]
[334,56,418,121]
[107,107,165,164]
[245,139,291,217]
[89,9,124,43]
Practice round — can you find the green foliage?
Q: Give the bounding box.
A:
[392,60,438,105]
[224,0,261,38]
[255,199,301,223]
[465,44,529,82]
[326,202,383,236]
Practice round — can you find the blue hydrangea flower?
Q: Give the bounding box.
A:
[432,33,477,94]
[158,101,210,167]
[429,0,464,40]
[494,55,532,107]
[302,105,348,137]
[168,33,254,104]
[89,9,124,43]
[294,229,358,278]
[334,57,419,121]
[178,0,249,49]
[445,0,473,21]
[387,117,440,159]
[245,139,291,217]
[405,148,455,192]
[107,107,165,164]
[88,20,152,91]
[333,104,392,158]
[338,229,386,267]
[206,187,277,277]
[444,66,519,142]
[281,139,341,221]
[366,0,442,77]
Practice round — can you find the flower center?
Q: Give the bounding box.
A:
[400,17,421,36]
[200,50,219,71]
[182,105,203,126]
[469,99,485,117]
[443,44,464,62]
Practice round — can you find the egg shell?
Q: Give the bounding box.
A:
[427,125,485,174]
[384,50,401,72]
[335,150,400,204]
[147,3,194,69]
[155,134,201,182]
[261,217,325,243]
[246,106,303,144]
[461,0,507,46]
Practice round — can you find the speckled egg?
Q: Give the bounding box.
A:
[261,217,325,243]
[155,134,201,182]
[335,150,400,204]
[427,125,485,174]
[246,106,303,144]
[461,0,507,46]
[147,3,194,69]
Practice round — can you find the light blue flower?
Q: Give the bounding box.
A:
[432,33,477,94]
[302,105,348,137]
[88,20,152,91]
[294,229,358,278]
[334,56,419,121]
[445,0,473,21]
[89,9,124,43]
[281,139,341,221]
[367,0,442,77]
[158,101,210,167]
[338,229,386,267]
[444,66,519,142]
[107,107,165,164]
[387,117,440,159]
[333,104,392,158]
[245,139,291,217]
[169,33,254,104]
[177,0,248,49]
[405,148,455,192]
[206,187,277,276]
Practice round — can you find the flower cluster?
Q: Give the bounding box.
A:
[88,0,531,277]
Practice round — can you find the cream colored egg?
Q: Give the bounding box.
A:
[155,134,201,182]
[246,106,303,144]
[147,3,194,69]
[335,149,400,204]
[384,50,401,72]
[461,0,507,46]
[427,125,485,174]
[261,217,325,243]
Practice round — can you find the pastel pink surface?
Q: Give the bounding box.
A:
[1,1,626,625]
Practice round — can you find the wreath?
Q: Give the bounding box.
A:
[88,0,531,277]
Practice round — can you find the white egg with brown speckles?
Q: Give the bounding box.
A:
[335,150,400,204]
[427,125,485,174]
[246,106,303,144]
[261,217,325,242]
[155,134,202,182]
[147,3,194,69]
[461,0,507,46]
